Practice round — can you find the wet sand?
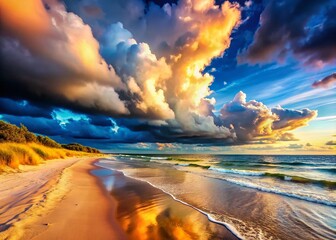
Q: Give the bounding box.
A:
[93,168,239,240]
[97,156,336,240]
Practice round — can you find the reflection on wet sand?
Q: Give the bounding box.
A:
[96,169,238,240]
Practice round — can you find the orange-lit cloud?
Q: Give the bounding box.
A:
[0,0,127,115]
[156,143,176,151]
[219,91,317,141]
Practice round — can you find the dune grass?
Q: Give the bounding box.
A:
[0,121,103,172]
[0,142,90,171]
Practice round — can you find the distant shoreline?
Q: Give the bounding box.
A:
[107,152,336,156]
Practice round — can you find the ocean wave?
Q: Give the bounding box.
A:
[129,157,149,161]
[218,178,336,207]
[97,158,336,206]
[262,161,336,166]
[174,158,202,162]
[209,167,265,176]
[150,157,170,160]
[315,168,336,174]
[208,167,336,189]
[175,163,189,166]
[97,159,115,164]
[118,154,151,159]
[264,173,336,189]
[176,163,211,169]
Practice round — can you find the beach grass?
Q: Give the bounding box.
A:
[0,120,102,172]
[0,142,89,171]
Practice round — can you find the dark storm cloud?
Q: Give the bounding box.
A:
[312,73,336,88]
[1,109,149,143]
[295,6,336,65]
[0,1,127,116]
[62,117,153,142]
[0,98,53,119]
[87,115,115,127]
[60,119,114,140]
[144,0,178,7]
[1,115,65,136]
[243,0,336,66]
[114,115,236,144]
[56,115,134,141]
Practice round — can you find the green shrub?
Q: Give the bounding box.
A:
[62,143,100,153]
[37,135,61,148]
[0,121,26,143]
[20,124,38,142]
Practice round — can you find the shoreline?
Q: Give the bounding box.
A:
[97,154,336,240]
[94,161,240,240]
[0,156,126,240]
[121,171,243,240]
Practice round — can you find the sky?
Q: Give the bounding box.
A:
[0,0,335,154]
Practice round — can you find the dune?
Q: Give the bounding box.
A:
[0,157,126,240]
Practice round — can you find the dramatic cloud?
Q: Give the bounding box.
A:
[87,115,116,127]
[1,115,65,136]
[101,23,175,119]
[312,73,336,88]
[0,0,319,146]
[0,110,148,144]
[0,0,127,115]
[0,98,53,119]
[109,91,317,144]
[243,0,336,67]
[218,91,317,142]
[1,0,241,120]
[2,92,317,145]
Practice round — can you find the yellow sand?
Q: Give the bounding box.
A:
[0,157,127,240]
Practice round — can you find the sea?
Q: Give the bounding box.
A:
[95,154,336,240]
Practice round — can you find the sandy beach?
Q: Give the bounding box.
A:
[2,154,334,240]
[0,157,126,240]
[0,155,239,240]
